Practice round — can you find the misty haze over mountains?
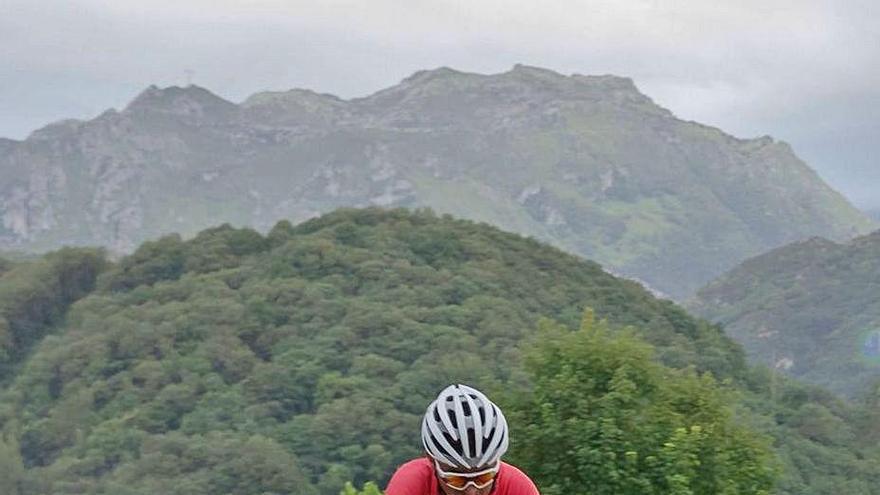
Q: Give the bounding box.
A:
[0,65,873,299]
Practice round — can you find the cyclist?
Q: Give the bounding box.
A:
[385,384,539,495]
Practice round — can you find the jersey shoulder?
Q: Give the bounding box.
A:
[497,462,540,495]
[385,458,435,495]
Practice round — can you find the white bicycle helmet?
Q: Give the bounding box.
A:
[421,384,509,469]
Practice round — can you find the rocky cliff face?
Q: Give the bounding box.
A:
[0,64,873,297]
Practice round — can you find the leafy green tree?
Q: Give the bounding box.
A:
[0,436,25,495]
[506,311,778,495]
[99,235,186,291]
[340,481,383,495]
[0,247,106,377]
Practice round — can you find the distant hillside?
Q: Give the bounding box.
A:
[0,65,873,298]
[1,209,880,494]
[689,230,880,396]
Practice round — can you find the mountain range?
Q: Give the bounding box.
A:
[689,231,880,396]
[0,65,873,298]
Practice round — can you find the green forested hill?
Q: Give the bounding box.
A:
[0,209,878,494]
[689,231,880,397]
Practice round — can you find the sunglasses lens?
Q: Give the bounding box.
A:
[441,471,497,490]
[444,475,470,489]
[474,473,496,486]
[434,460,499,491]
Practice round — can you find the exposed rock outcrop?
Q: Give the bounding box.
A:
[0,66,873,298]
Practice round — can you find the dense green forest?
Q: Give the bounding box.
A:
[0,208,878,494]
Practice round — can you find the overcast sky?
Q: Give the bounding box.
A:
[3,0,878,209]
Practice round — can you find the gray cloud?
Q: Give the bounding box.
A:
[2,0,878,208]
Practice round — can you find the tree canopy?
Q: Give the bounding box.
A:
[0,208,877,494]
[506,311,777,495]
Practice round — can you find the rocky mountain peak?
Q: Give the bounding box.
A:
[353,64,672,129]
[124,84,238,121]
[497,64,646,99]
[508,63,565,78]
[384,64,574,97]
[357,66,480,105]
[242,88,346,108]
[571,72,639,91]
[398,66,470,85]
[241,88,349,127]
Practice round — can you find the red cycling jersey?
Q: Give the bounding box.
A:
[385,458,539,495]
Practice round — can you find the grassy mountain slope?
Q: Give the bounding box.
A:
[0,66,873,298]
[689,230,880,397]
[0,209,878,494]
